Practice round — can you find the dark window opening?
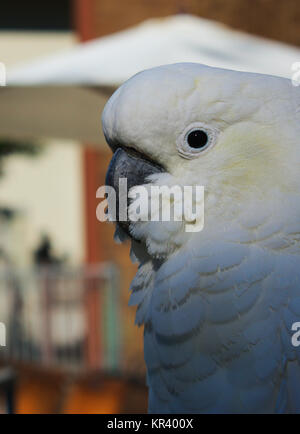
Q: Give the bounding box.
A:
[0,0,72,31]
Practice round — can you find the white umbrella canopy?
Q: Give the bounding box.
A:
[1,14,299,145]
[7,14,300,85]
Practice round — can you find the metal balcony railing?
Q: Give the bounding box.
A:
[0,263,121,374]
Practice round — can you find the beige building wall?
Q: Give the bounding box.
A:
[0,32,85,265]
[0,32,77,68]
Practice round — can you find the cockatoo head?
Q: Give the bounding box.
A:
[102,63,300,258]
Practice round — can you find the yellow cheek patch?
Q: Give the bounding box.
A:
[213,122,288,191]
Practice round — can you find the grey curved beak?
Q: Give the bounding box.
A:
[105,147,164,235]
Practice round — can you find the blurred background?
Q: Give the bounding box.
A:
[0,0,299,414]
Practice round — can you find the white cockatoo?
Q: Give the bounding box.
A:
[102,63,300,414]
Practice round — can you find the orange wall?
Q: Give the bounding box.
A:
[89,0,300,46]
[15,366,147,414]
[74,0,144,373]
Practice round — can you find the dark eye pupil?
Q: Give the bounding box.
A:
[187,130,208,149]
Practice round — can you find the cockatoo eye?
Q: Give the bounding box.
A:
[177,122,219,159]
[187,130,208,149]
